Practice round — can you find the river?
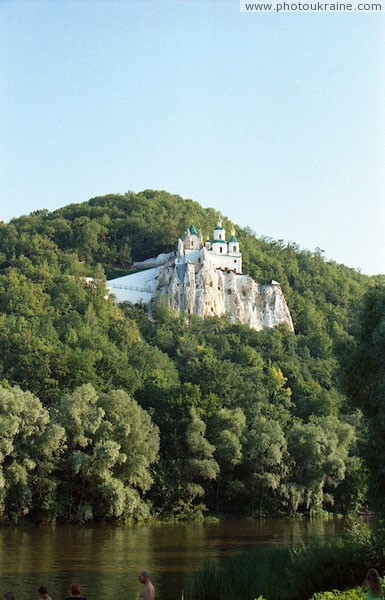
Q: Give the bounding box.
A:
[0,518,346,600]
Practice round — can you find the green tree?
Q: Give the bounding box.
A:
[284,416,355,514]
[0,385,65,523]
[344,281,385,505]
[207,407,246,512]
[53,384,159,522]
[244,415,288,515]
[183,408,219,516]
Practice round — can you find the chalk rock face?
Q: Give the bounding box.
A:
[108,229,294,332]
[155,248,293,332]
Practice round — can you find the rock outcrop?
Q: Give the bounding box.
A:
[107,221,294,332]
[153,247,294,331]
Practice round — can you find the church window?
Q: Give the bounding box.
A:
[234,260,236,263]
[219,234,222,239]
[220,247,223,253]
[233,245,236,252]
[227,289,232,295]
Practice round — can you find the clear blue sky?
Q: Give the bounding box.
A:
[1,0,384,274]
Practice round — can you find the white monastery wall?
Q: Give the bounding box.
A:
[108,267,159,304]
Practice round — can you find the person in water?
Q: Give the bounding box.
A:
[362,568,382,600]
[63,584,87,600]
[138,570,155,600]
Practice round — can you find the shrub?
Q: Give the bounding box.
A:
[310,590,362,599]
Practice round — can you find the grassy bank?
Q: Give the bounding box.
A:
[188,521,385,600]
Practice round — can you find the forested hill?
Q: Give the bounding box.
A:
[0,189,382,524]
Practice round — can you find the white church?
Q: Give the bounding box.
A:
[107,219,243,304]
[178,219,242,274]
[107,219,294,331]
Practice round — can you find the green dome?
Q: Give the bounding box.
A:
[189,224,198,235]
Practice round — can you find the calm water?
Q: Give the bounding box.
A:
[0,519,346,600]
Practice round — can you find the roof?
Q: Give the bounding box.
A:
[214,226,224,231]
[189,224,198,235]
[211,239,227,244]
[229,235,238,243]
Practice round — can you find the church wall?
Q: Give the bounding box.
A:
[209,252,242,274]
[108,267,159,303]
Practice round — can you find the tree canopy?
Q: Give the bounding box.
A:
[0,189,375,522]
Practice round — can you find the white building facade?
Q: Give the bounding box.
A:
[180,220,242,274]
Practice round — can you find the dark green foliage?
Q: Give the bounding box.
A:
[343,279,385,507]
[0,189,374,522]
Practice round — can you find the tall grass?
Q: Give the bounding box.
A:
[189,545,292,600]
[189,520,385,600]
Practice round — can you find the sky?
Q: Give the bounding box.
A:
[1,0,385,275]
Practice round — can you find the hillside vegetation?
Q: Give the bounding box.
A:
[0,189,383,523]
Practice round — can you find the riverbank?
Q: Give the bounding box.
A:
[189,520,385,600]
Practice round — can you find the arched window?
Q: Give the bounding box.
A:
[233,245,236,252]
[219,234,222,239]
[220,247,222,253]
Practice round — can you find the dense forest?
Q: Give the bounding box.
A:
[0,189,384,524]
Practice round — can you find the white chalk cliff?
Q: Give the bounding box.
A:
[107,221,294,332]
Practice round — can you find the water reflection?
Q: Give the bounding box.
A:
[0,519,345,600]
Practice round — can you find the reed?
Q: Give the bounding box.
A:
[189,531,385,600]
[189,545,292,599]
